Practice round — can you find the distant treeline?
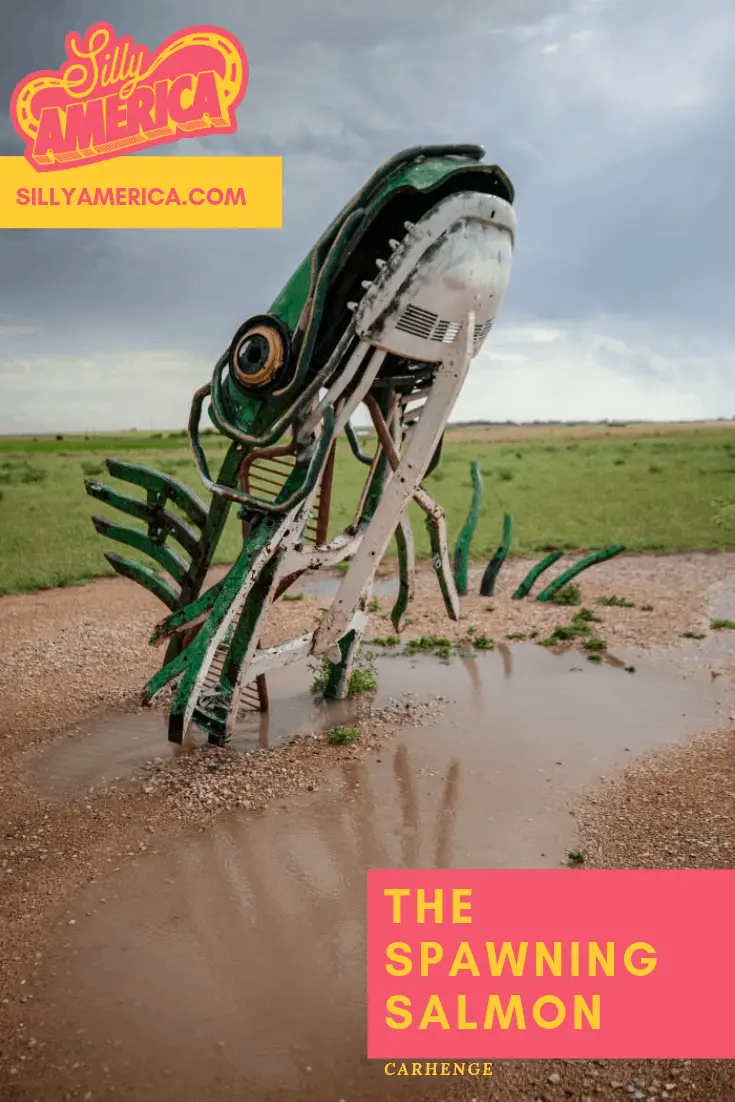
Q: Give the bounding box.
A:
[5,416,735,441]
[448,417,735,428]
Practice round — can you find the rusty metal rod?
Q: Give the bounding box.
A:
[316,439,337,545]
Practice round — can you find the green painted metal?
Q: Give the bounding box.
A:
[92,516,189,585]
[453,461,484,597]
[104,552,179,610]
[104,459,207,529]
[83,142,516,743]
[345,422,373,465]
[480,513,513,597]
[154,464,310,743]
[85,478,200,559]
[270,145,513,336]
[392,522,412,633]
[149,579,225,645]
[202,557,281,745]
[536,545,626,602]
[358,391,393,528]
[324,628,358,700]
[144,512,285,730]
[512,550,564,599]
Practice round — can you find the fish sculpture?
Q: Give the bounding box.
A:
[85,143,516,744]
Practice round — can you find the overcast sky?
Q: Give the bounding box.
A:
[1,0,734,432]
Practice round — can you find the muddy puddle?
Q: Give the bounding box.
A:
[15,646,732,1101]
[29,676,370,795]
[30,649,427,794]
[29,639,725,797]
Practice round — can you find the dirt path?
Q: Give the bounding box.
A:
[1,553,735,1100]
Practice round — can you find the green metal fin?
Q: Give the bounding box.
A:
[104,552,179,610]
[85,478,200,558]
[453,461,484,597]
[91,516,189,585]
[105,459,208,529]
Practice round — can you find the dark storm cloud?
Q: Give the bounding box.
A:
[0,0,560,355]
[1,0,734,429]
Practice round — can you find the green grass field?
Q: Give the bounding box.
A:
[0,422,734,597]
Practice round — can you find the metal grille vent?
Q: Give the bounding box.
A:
[245,456,320,544]
[395,305,461,344]
[396,305,438,339]
[432,319,461,344]
[202,646,262,712]
[395,306,493,347]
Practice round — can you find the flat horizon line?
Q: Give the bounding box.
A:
[3,416,735,439]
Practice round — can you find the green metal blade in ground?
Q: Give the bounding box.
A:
[453,461,484,597]
[513,550,564,600]
[536,545,626,602]
[480,512,513,597]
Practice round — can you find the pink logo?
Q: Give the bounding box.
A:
[10,22,248,172]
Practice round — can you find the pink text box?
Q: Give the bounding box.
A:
[367,869,735,1059]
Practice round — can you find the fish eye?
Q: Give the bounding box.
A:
[230,321,287,390]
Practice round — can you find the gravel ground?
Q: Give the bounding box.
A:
[138,693,447,821]
[1,552,735,1100]
[577,728,735,871]
[2,551,731,750]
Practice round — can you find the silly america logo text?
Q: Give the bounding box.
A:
[10,22,248,172]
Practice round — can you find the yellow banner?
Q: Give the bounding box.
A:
[0,156,282,229]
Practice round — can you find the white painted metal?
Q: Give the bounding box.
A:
[354,193,514,363]
[311,310,475,656]
[323,606,370,698]
[332,349,388,436]
[278,529,364,577]
[248,633,315,678]
[300,346,387,442]
[299,338,372,437]
[350,609,369,637]
[391,401,416,625]
[245,603,370,682]
[369,397,455,621]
